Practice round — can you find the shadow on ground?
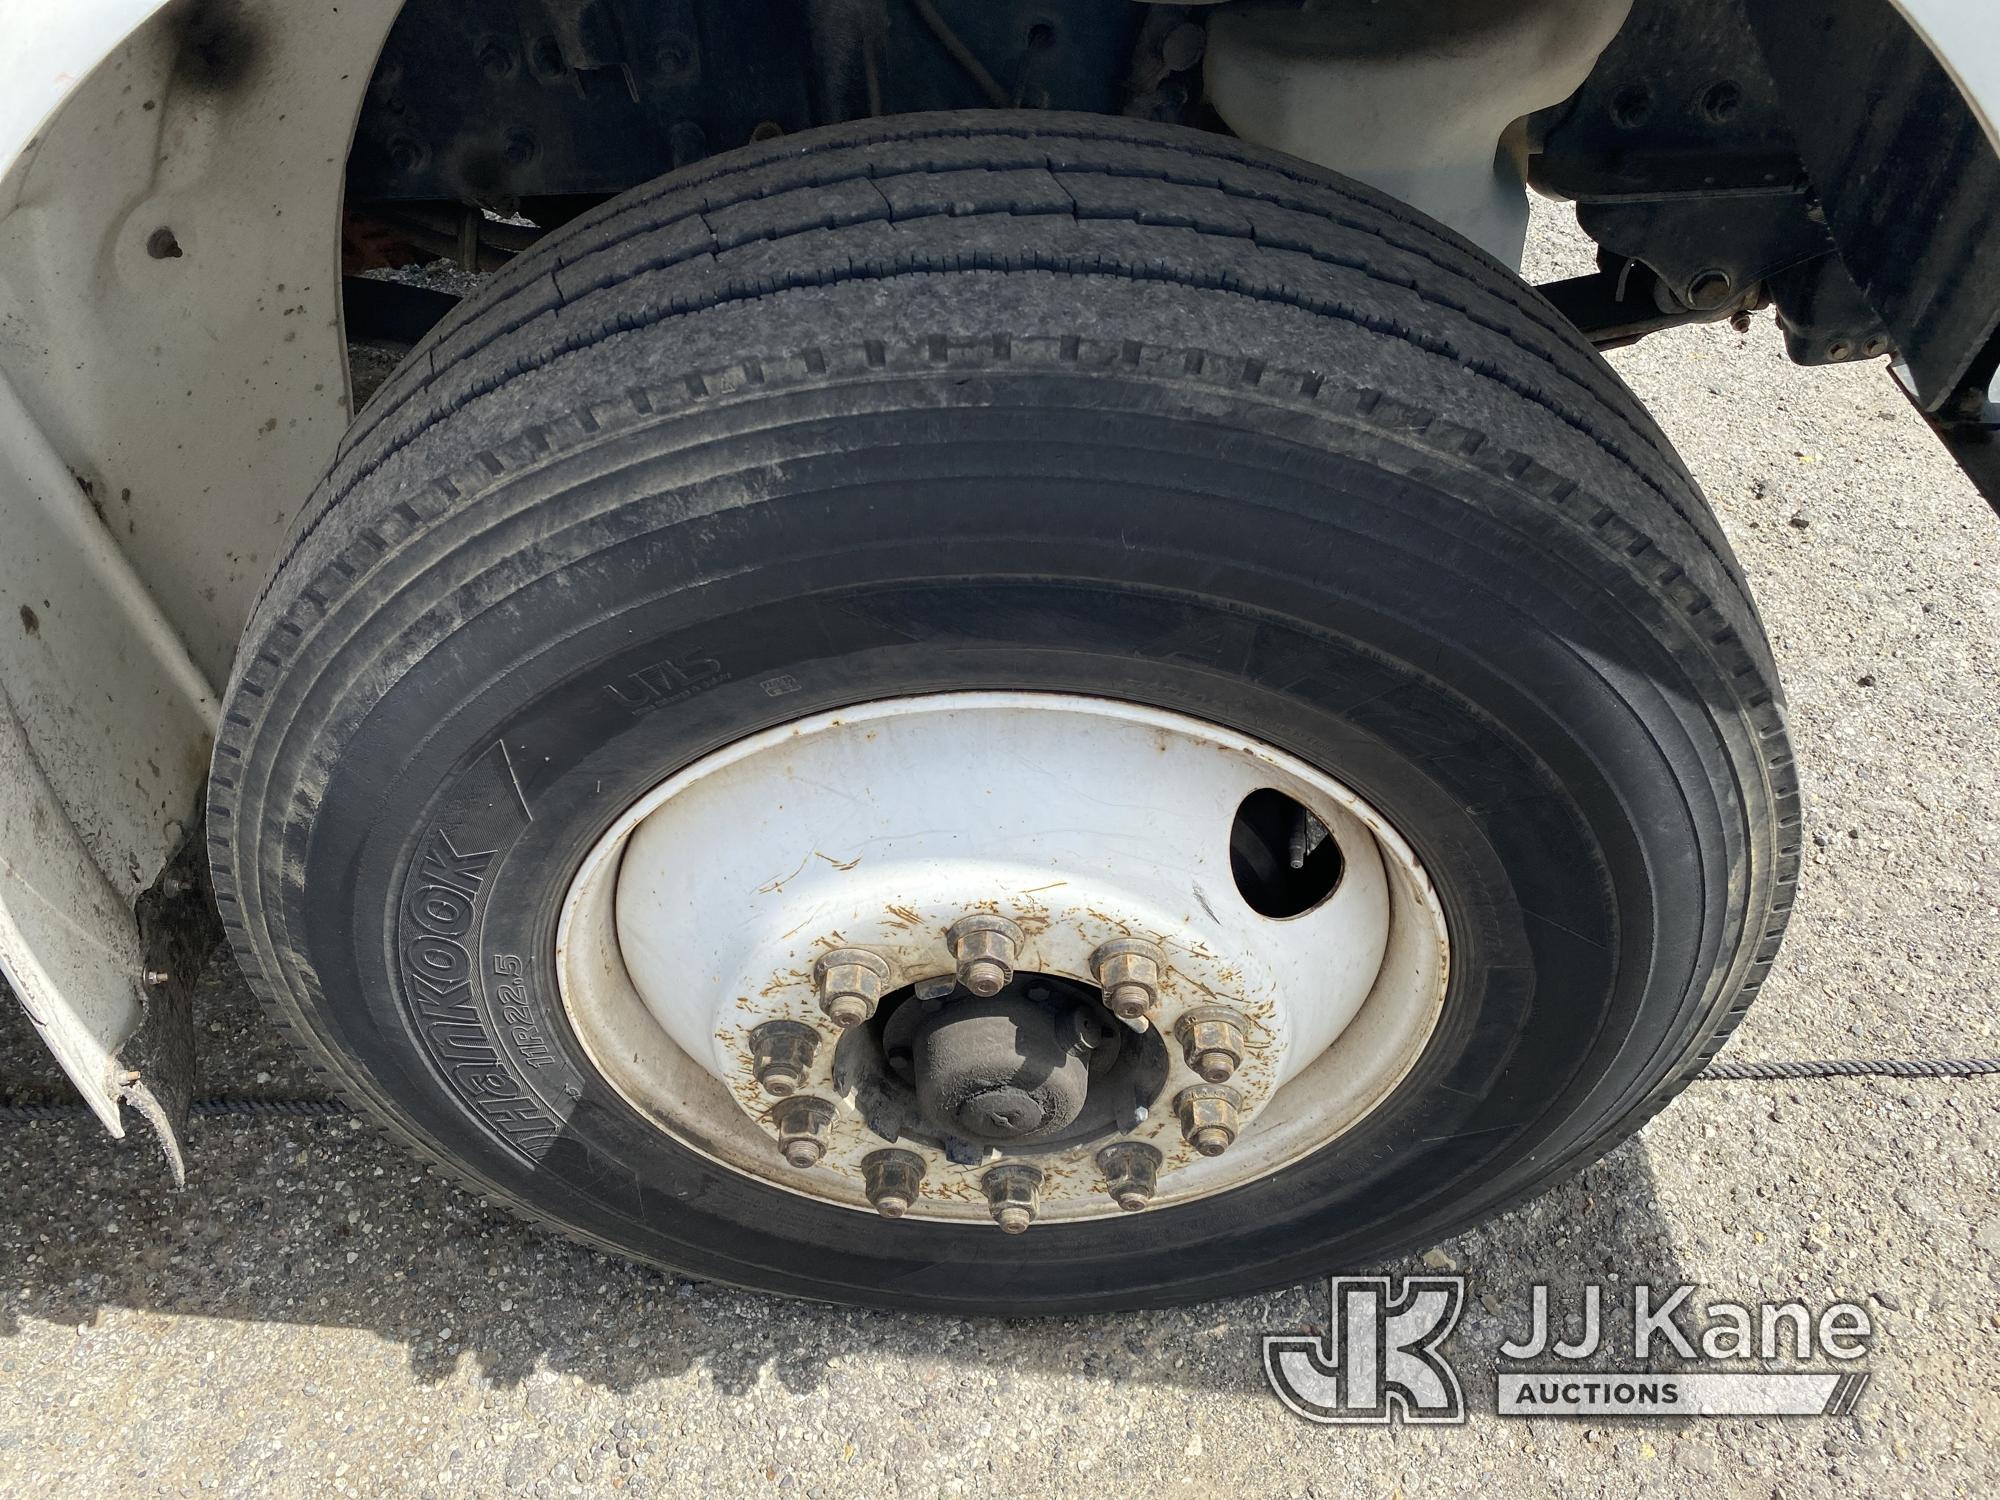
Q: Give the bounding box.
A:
[0,956,1689,1408]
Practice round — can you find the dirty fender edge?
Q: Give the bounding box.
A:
[0,0,404,1158]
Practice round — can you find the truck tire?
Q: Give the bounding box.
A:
[209,112,1795,1313]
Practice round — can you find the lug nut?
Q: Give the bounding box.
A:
[1175,1007,1249,1083]
[1090,938,1166,1026]
[772,1095,836,1168]
[1174,1084,1243,1157]
[946,915,1023,998]
[813,948,890,1029]
[980,1163,1043,1233]
[862,1149,926,1218]
[1096,1141,1163,1212]
[748,1019,819,1096]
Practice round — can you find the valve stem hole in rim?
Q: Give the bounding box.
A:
[1231,787,1346,918]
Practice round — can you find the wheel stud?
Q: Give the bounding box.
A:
[748,1019,820,1096]
[980,1163,1043,1233]
[1174,1007,1248,1083]
[1089,938,1166,1027]
[772,1095,836,1168]
[1174,1084,1242,1157]
[1096,1141,1162,1212]
[862,1148,926,1218]
[946,915,1023,998]
[813,948,891,1029]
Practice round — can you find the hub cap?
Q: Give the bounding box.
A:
[558,693,1448,1226]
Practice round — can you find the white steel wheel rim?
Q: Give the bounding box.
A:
[558,692,1449,1225]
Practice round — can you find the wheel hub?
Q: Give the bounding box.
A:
[557,693,1449,1228]
[910,984,1095,1141]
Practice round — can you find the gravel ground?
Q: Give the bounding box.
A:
[1,202,1995,1497]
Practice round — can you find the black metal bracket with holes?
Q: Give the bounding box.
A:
[1529,0,1885,362]
[1533,0,2000,506]
[346,0,1140,213]
[1740,0,2000,410]
[349,0,816,209]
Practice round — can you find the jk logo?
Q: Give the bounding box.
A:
[1264,1276,1467,1424]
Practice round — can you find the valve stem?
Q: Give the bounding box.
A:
[1288,809,1330,870]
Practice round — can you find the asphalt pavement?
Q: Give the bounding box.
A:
[0,203,1994,1497]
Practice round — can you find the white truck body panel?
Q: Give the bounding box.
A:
[0,0,401,1130]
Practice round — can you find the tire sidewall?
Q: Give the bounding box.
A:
[254,367,1740,1310]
